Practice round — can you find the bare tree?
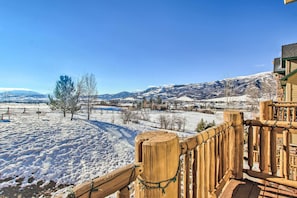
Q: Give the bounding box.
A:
[121,109,137,124]
[69,79,84,120]
[176,116,186,131]
[81,73,98,120]
[140,109,150,121]
[170,115,176,130]
[159,115,170,129]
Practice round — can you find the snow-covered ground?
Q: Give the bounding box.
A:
[0,103,224,197]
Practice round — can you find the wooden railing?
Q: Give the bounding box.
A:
[270,101,297,122]
[243,100,297,189]
[178,119,238,197]
[55,111,243,198]
[244,119,297,186]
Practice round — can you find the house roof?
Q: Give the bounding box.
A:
[273,57,285,74]
[282,43,297,59]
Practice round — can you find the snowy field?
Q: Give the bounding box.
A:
[0,103,224,197]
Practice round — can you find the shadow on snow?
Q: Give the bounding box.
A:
[87,120,139,146]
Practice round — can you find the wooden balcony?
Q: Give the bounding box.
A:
[54,101,297,198]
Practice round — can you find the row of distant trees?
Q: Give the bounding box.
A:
[48,73,98,120]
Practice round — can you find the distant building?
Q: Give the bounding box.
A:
[273,43,297,144]
[273,43,297,102]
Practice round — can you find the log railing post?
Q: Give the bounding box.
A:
[135,131,180,198]
[224,111,244,179]
[117,187,129,198]
[248,125,254,170]
[270,127,277,176]
[259,100,273,174]
[209,135,216,193]
[183,152,190,198]
[259,126,269,173]
[260,100,273,121]
[198,144,205,198]
[283,130,290,179]
[287,107,291,122]
[204,140,210,197]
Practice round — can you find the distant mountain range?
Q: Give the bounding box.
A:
[0,72,276,103]
[0,90,44,97]
[0,90,47,103]
[99,72,276,101]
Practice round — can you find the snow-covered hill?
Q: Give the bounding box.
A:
[0,72,276,103]
[0,90,47,103]
[99,72,276,101]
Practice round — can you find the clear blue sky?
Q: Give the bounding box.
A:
[0,0,296,94]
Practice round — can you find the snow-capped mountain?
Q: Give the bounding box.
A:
[0,90,47,103]
[0,72,277,103]
[99,72,277,101]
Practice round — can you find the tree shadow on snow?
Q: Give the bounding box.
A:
[87,120,139,146]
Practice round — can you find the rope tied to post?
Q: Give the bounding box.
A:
[137,159,181,194]
[88,180,98,198]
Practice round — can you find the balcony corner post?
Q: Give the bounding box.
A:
[224,111,244,179]
[134,131,180,198]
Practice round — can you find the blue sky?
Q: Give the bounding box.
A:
[0,0,297,94]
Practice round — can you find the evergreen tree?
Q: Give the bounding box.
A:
[196,119,216,132]
[48,75,76,118]
[196,118,206,132]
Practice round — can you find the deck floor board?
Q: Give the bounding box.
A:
[220,179,297,198]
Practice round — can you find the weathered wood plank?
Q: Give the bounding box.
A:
[245,120,297,132]
[283,130,290,179]
[244,169,297,189]
[248,125,254,170]
[183,152,190,198]
[270,127,277,176]
[192,149,198,198]
[259,127,269,173]
[198,144,205,198]
[72,163,142,198]
[221,178,297,198]
[204,140,210,197]
[179,123,232,155]
[116,187,130,198]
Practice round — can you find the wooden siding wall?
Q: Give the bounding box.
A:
[286,83,292,101]
[286,60,291,75]
[291,60,297,72]
[293,84,297,102]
